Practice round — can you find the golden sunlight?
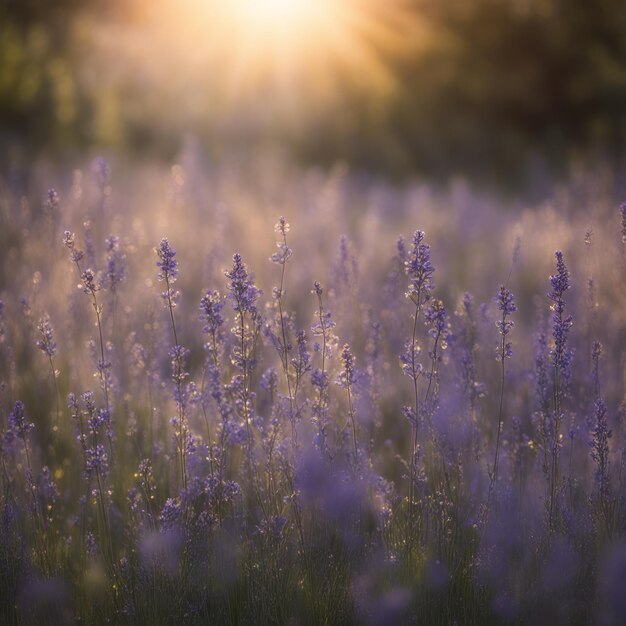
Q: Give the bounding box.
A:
[228,0,324,30]
[90,0,426,124]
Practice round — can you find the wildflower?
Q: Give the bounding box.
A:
[292,330,311,379]
[311,369,329,389]
[405,230,435,307]
[271,217,292,265]
[591,341,602,399]
[159,498,182,530]
[39,466,59,503]
[36,316,56,358]
[80,268,99,296]
[425,298,449,346]
[225,253,261,314]
[590,399,611,502]
[44,188,59,213]
[260,368,279,394]
[275,215,290,236]
[400,339,422,380]
[495,285,516,360]
[199,290,224,335]
[85,444,109,479]
[8,401,34,440]
[548,251,573,380]
[156,238,178,281]
[337,343,356,389]
[156,238,180,309]
[63,230,84,263]
[103,234,126,291]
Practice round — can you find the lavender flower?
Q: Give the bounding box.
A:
[425,298,449,346]
[36,315,56,358]
[199,290,224,335]
[156,238,178,281]
[225,253,261,314]
[311,368,329,390]
[103,234,126,291]
[337,343,357,389]
[63,230,84,263]
[399,339,422,380]
[495,286,516,360]
[156,238,180,308]
[270,217,293,265]
[292,330,311,380]
[590,399,611,504]
[39,466,59,504]
[591,341,602,400]
[548,251,573,379]
[546,250,573,532]
[80,268,99,296]
[85,444,109,480]
[405,230,435,307]
[490,286,516,496]
[44,188,59,213]
[260,367,279,395]
[8,400,34,440]
[159,498,182,530]
[620,202,626,244]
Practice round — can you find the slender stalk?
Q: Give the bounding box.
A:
[408,285,422,536]
[164,272,187,492]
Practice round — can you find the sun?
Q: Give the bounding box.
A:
[215,0,338,56]
[113,0,423,118]
[232,0,321,28]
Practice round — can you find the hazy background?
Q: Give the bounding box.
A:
[2,0,626,190]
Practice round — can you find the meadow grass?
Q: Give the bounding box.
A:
[0,156,625,624]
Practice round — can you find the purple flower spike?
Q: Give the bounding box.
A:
[156,238,178,282]
[405,230,435,308]
[8,401,34,440]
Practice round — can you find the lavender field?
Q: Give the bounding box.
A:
[0,154,624,625]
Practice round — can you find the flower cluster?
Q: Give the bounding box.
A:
[405,230,435,307]
[63,230,84,263]
[36,315,57,358]
[337,343,357,389]
[8,400,34,440]
[495,285,516,360]
[156,238,180,307]
[271,216,293,265]
[44,188,59,213]
[225,253,261,315]
[103,234,126,291]
[199,290,224,336]
[548,251,573,378]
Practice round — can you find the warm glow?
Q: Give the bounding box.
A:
[230,0,323,30]
[204,0,380,78]
[90,0,425,125]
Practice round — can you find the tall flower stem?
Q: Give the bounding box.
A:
[489,286,516,508]
[156,238,187,491]
[546,251,572,533]
[64,232,113,456]
[401,230,434,544]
